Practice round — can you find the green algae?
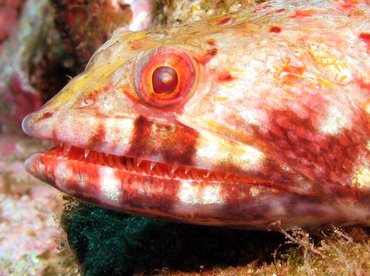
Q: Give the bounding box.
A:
[62,201,285,275]
[62,200,369,275]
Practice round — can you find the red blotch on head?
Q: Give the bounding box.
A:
[217,17,231,25]
[359,33,370,50]
[195,48,218,65]
[281,64,306,85]
[35,112,53,123]
[269,26,281,33]
[339,0,361,10]
[357,79,370,91]
[253,3,271,13]
[290,10,313,18]
[206,39,216,46]
[129,40,147,51]
[266,8,286,16]
[218,71,234,82]
[283,64,305,75]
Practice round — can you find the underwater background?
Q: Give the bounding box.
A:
[0,0,369,275]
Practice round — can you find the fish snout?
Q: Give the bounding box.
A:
[22,109,56,139]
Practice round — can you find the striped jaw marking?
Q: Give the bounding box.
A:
[23,1,370,229]
[22,109,297,227]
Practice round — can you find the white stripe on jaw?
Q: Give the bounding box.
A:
[99,167,122,204]
[55,162,70,188]
[59,114,99,146]
[178,180,225,205]
[194,132,265,172]
[102,117,135,155]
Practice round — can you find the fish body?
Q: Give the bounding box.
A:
[23,0,370,229]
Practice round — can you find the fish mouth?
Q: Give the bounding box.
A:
[24,142,286,227]
[22,110,330,227]
[25,143,239,182]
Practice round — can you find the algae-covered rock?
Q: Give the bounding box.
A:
[62,201,370,275]
[62,201,284,275]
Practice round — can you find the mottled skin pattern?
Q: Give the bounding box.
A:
[23,0,369,229]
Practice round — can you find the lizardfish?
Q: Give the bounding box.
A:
[23,0,370,229]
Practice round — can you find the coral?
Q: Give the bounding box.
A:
[0,0,23,50]
[0,0,72,133]
[153,0,257,27]
[52,0,136,72]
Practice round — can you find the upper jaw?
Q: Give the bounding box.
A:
[21,105,264,176]
[22,106,317,196]
[22,108,135,156]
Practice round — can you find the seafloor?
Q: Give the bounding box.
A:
[0,0,369,275]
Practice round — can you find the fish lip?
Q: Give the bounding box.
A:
[23,150,276,228]
[24,144,296,200]
[24,144,237,183]
[25,151,370,229]
[24,153,41,178]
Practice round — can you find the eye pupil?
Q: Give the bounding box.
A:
[152,66,178,94]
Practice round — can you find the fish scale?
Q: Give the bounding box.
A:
[23,0,369,229]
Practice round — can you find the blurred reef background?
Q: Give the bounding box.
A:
[0,0,369,275]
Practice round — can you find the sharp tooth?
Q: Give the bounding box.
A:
[63,144,71,154]
[114,156,121,168]
[99,153,104,164]
[156,165,163,176]
[205,170,211,178]
[84,149,90,158]
[171,163,179,174]
[121,174,130,185]
[108,155,114,166]
[184,167,190,174]
[135,159,143,167]
[149,162,156,170]
[215,173,223,181]
[191,170,199,179]
[126,158,133,170]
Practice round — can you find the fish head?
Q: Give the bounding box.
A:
[23,1,370,229]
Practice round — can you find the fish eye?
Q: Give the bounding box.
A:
[134,46,196,108]
[152,66,178,94]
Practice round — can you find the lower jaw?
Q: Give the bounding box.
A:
[24,149,286,227]
[24,148,370,229]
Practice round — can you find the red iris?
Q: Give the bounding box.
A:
[134,47,197,108]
